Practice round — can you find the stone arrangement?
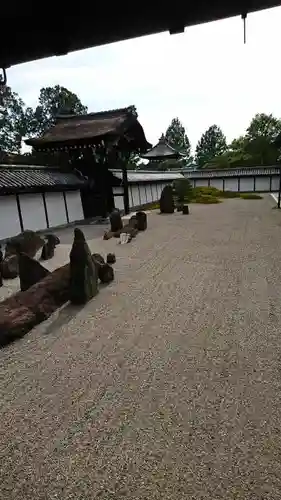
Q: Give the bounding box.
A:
[104,210,147,243]
[0,228,117,347]
[0,230,60,281]
[159,185,190,216]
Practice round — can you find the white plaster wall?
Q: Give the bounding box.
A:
[19,193,47,231]
[45,192,67,227]
[195,179,209,187]
[255,177,271,192]
[152,184,158,202]
[114,196,124,211]
[140,185,147,205]
[240,177,254,192]
[113,187,123,195]
[131,185,140,207]
[210,179,224,190]
[146,184,153,204]
[271,177,279,191]
[0,195,21,240]
[224,178,238,191]
[65,191,84,222]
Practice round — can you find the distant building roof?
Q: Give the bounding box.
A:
[141,134,184,161]
[0,165,86,194]
[25,106,151,153]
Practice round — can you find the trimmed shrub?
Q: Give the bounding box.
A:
[239,193,263,200]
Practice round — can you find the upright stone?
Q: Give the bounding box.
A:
[110,209,123,233]
[136,211,147,230]
[41,235,56,260]
[18,253,50,292]
[69,228,99,304]
[182,204,190,215]
[160,185,175,214]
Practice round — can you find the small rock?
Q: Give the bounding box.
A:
[106,253,116,264]
[1,255,19,279]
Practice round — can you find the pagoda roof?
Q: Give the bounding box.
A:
[141,134,184,160]
[25,106,151,153]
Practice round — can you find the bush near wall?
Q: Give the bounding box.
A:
[146,183,263,209]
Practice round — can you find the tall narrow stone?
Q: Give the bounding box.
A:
[69,228,99,305]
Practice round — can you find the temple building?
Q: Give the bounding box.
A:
[26,106,151,216]
[141,134,184,167]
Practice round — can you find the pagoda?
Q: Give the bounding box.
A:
[141,134,184,163]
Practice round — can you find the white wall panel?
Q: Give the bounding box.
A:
[152,184,158,202]
[240,177,254,192]
[140,185,147,205]
[45,192,67,227]
[65,191,84,222]
[0,195,21,240]
[195,179,209,187]
[114,196,124,211]
[224,178,238,191]
[146,184,153,203]
[19,193,47,232]
[210,179,224,190]
[255,177,270,192]
[131,185,140,207]
[271,177,279,191]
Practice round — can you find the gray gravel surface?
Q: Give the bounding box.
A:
[1,197,281,499]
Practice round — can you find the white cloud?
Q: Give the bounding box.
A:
[7,6,281,152]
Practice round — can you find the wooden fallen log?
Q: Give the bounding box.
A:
[0,252,114,347]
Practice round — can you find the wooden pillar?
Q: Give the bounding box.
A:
[122,165,130,215]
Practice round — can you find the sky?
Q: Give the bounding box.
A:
[7,6,281,153]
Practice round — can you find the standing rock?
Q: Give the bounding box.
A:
[129,215,138,229]
[41,235,56,260]
[69,228,99,304]
[106,253,116,264]
[182,205,190,215]
[18,253,50,292]
[159,185,175,214]
[1,255,19,279]
[136,211,147,231]
[92,254,114,284]
[110,209,123,233]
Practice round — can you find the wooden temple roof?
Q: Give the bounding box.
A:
[141,134,184,161]
[25,106,151,153]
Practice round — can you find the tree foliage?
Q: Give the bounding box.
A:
[0,86,27,153]
[196,125,227,168]
[27,85,88,137]
[246,113,281,142]
[165,117,191,158]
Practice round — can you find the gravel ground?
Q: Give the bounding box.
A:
[1,196,281,499]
